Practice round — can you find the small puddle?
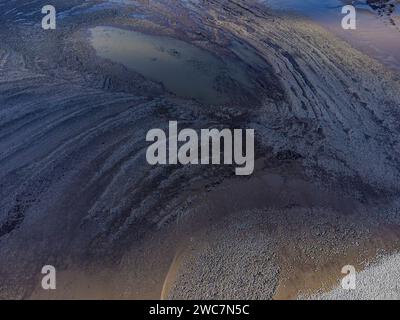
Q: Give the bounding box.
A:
[264,0,400,72]
[89,26,258,104]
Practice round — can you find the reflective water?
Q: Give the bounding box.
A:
[90,26,258,104]
[265,0,400,72]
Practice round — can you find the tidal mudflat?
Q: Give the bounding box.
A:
[0,0,400,300]
[90,26,262,104]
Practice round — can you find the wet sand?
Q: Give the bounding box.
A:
[264,0,400,72]
[1,0,400,299]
